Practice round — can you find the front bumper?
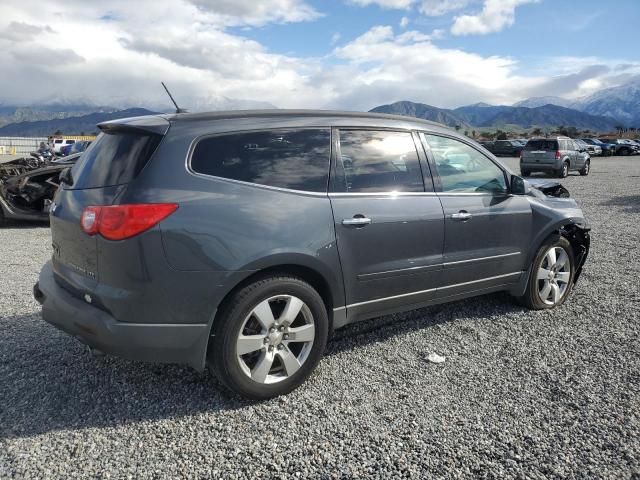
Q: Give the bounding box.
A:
[35,261,210,370]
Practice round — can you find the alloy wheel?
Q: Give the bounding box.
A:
[536,246,571,305]
[236,295,315,384]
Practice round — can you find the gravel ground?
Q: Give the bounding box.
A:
[1,156,639,479]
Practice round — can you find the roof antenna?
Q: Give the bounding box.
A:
[161,82,188,113]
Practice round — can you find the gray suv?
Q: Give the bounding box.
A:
[521,137,590,178]
[34,110,590,399]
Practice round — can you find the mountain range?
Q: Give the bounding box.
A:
[371,101,620,132]
[0,108,157,137]
[1,76,639,136]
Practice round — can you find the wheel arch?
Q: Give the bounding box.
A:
[511,220,590,297]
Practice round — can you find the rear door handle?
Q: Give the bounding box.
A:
[451,211,472,221]
[342,216,372,226]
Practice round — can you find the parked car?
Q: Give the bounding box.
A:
[488,139,524,157]
[61,140,92,156]
[51,138,76,154]
[521,137,590,178]
[581,138,613,156]
[0,153,81,226]
[575,138,601,156]
[33,110,590,399]
[598,138,638,156]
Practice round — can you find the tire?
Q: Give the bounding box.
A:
[579,160,590,176]
[209,275,329,400]
[622,148,631,156]
[557,161,569,178]
[516,235,575,310]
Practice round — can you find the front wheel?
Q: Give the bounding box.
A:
[516,235,575,310]
[209,275,329,400]
[579,160,590,176]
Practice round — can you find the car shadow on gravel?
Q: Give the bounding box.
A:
[0,292,526,439]
[600,195,640,213]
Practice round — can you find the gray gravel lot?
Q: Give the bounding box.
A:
[1,156,639,479]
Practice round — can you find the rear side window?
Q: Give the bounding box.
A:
[71,131,161,189]
[525,140,559,151]
[332,130,425,193]
[190,129,331,193]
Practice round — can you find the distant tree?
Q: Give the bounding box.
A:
[496,131,508,140]
[532,127,543,136]
[54,129,63,136]
[80,131,85,136]
[464,130,469,137]
[567,126,579,138]
[615,125,625,136]
[471,130,476,138]
[454,125,461,132]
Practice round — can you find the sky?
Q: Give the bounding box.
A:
[0,0,639,111]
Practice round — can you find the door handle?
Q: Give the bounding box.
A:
[342,216,372,226]
[451,211,472,221]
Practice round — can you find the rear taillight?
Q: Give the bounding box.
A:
[81,203,178,240]
[555,150,561,159]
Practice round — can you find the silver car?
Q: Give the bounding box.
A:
[520,136,590,178]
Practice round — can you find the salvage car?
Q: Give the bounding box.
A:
[34,110,590,400]
[0,153,81,226]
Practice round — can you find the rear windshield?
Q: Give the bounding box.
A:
[525,140,558,151]
[71,131,161,188]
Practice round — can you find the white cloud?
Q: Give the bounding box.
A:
[400,16,410,28]
[419,0,472,16]
[331,32,342,44]
[186,0,322,26]
[451,0,538,36]
[347,0,414,9]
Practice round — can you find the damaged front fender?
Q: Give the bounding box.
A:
[560,223,590,284]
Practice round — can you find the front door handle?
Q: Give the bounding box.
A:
[342,216,372,226]
[451,211,472,221]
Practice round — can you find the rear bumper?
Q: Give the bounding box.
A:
[520,161,559,171]
[35,261,211,370]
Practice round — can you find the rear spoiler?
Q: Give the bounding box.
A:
[97,115,170,136]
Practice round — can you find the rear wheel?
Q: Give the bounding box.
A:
[517,235,575,310]
[209,275,329,400]
[557,161,569,178]
[622,147,631,156]
[579,160,590,176]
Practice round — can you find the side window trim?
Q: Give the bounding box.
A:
[330,128,427,195]
[187,127,332,195]
[419,131,509,195]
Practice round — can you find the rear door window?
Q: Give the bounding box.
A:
[190,129,331,193]
[71,131,161,189]
[332,130,425,193]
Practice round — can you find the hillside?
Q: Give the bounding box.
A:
[369,100,619,131]
[0,108,157,136]
[370,101,470,129]
[514,76,640,126]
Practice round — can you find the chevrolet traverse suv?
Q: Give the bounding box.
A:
[34,111,590,399]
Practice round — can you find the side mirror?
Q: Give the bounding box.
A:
[511,175,527,195]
